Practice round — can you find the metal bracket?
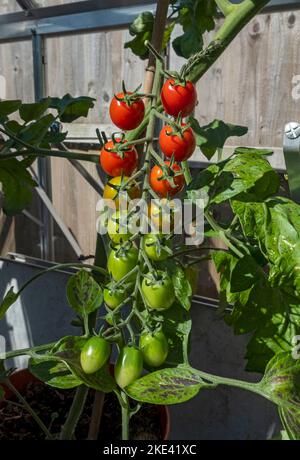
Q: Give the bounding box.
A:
[283,122,300,203]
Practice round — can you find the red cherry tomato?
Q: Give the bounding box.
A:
[109,92,145,130]
[159,124,196,162]
[161,79,197,117]
[149,161,184,198]
[100,138,138,177]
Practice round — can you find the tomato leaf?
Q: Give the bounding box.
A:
[234,147,273,156]
[66,269,103,316]
[190,118,248,160]
[126,365,215,405]
[0,158,36,215]
[47,94,95,123]
[172,265,192,311]
[124,12,174,59]
[19,98,51,123]
[0,287,19,320]
[279,406,300,440]
[260,352,300,410]
[0,100,22,116]
[172,0,217,58]
[28,358,81,390]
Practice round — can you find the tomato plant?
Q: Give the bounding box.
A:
[159,124,196,161]
[161,78,197,117]
[107,210,132,243]
[0,0,298,444]
[80,336,111,374]
[114,346,143,388]
[143,233,171,261]
[103,283,127,310]
[100,137,138,177]
[107,244,138,282]
[140,330,169,367]
[109,92,145,131]
[141,271,175,311]
[149,161,184,197]
[103,176,141,209]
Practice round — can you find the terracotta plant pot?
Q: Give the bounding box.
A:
[1,368,171,440]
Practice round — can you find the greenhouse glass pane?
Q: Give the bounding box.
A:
[37,0,89,6]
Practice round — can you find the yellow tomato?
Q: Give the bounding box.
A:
[103,176,141,210]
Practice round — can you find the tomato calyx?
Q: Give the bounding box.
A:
[155,159,183,190]
[162,69,186,88]
[113,81,143,106]
[164,115,193,139]
[143,270,170,287]
[110,240,136,259]
[103,133,136,160]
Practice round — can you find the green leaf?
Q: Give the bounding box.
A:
[172,0,217,58]
[230,255,262,293]
[66,269,103,316]
[18,114,55,146]
[211,153,279,203]
[0,100,22,116]
[126,366,213,404]
[28,358,81,389]
[234,147,273,156]
[0,287,19,320]
[190,118,248,160]
[279,406,300,440]
[0,158,36,215]
[172,265,192,311]
[19,98,51,123]
[160,303,192,366]
[260,352,300,410]
[232,197,300,295]
[124,12,174,59]
[48,94,95,123]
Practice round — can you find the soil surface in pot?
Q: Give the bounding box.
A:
[0,381,163,440]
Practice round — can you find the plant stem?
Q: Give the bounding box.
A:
[59,385,88,440]
[195,368,266,399]
[5,380,53,439]
[215,0,236,16]
[205,212,244,258]
[0,149,99,163]
[182,160,192,185]
[187,0,270,83]
[4,342,56,360]
[121,392,130,440]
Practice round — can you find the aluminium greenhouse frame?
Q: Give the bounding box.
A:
[0,0,298,260]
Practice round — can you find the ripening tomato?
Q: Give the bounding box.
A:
[159,124,196,161]
[149,162,184,198]
[103,176,141,209]
[80,336,111,374]
[107,245,138,282]
[148,198,181,233]
[100,139,138,177]
[143,233,171,261]
[107,210,132,243]
[114,346,143,388]
[140,330,169,367]
[141,271,175,311]
[161,79,197,117]
[109,92,145,130]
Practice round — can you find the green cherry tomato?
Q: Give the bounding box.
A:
[143,234,171,261]
[107,211,132,244]
[107,245,138,282]
[114,346,143,388]
[140,330,169,367]
[141,271,175,311]
[80,336,111,374]
[103,284,127,309]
